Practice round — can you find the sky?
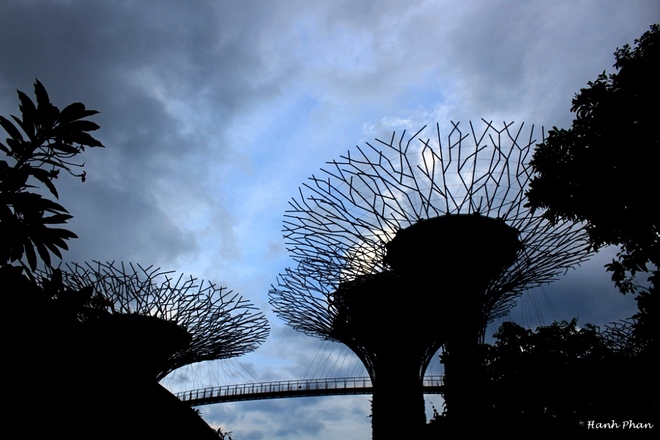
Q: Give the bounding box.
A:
[1,1,658,439]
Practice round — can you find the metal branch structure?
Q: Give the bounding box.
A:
[53,261,270,381]
[601,318,641,355]
[269,120,593,437]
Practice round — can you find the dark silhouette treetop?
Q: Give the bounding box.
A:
[526,24,659,294]
[464,318,657,435]
[0,80,103,273]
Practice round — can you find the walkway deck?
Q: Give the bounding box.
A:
[176,375,445,406]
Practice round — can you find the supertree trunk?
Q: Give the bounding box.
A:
[442,322,488,424]
[330,272,437,439]
[384,214,521,425]
[370,352,427,440]
[330,270,440,439]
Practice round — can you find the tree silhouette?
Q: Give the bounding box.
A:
[526,24,659,296]
[447,318,658,437]
[526,24,659,381]
[269,121,592,438]
[0,80,103,274]
[482,320,610,432]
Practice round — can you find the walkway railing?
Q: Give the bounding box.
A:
[176,375,444,406]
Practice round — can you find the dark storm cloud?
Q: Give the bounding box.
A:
[0,0,284,100]
[0,0,296,268]
[437,0,660,122]
[494,246,641,334]
[62,180,198,265]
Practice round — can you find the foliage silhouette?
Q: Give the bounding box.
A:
[526,24,659,296]
[526,25,659,404]
[484,320,610,425]
[425,319,657,438]
[0,80,103,274]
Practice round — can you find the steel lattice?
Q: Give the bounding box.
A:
[48,260,270,380]
[270,120,592,341]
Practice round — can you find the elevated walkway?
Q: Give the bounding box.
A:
[176,375,445,406]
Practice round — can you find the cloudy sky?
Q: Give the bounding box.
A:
[1,1,658,439]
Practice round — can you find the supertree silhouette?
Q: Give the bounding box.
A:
[17,261,268,438]
[48,261,270,381]
[269,120,592,438]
